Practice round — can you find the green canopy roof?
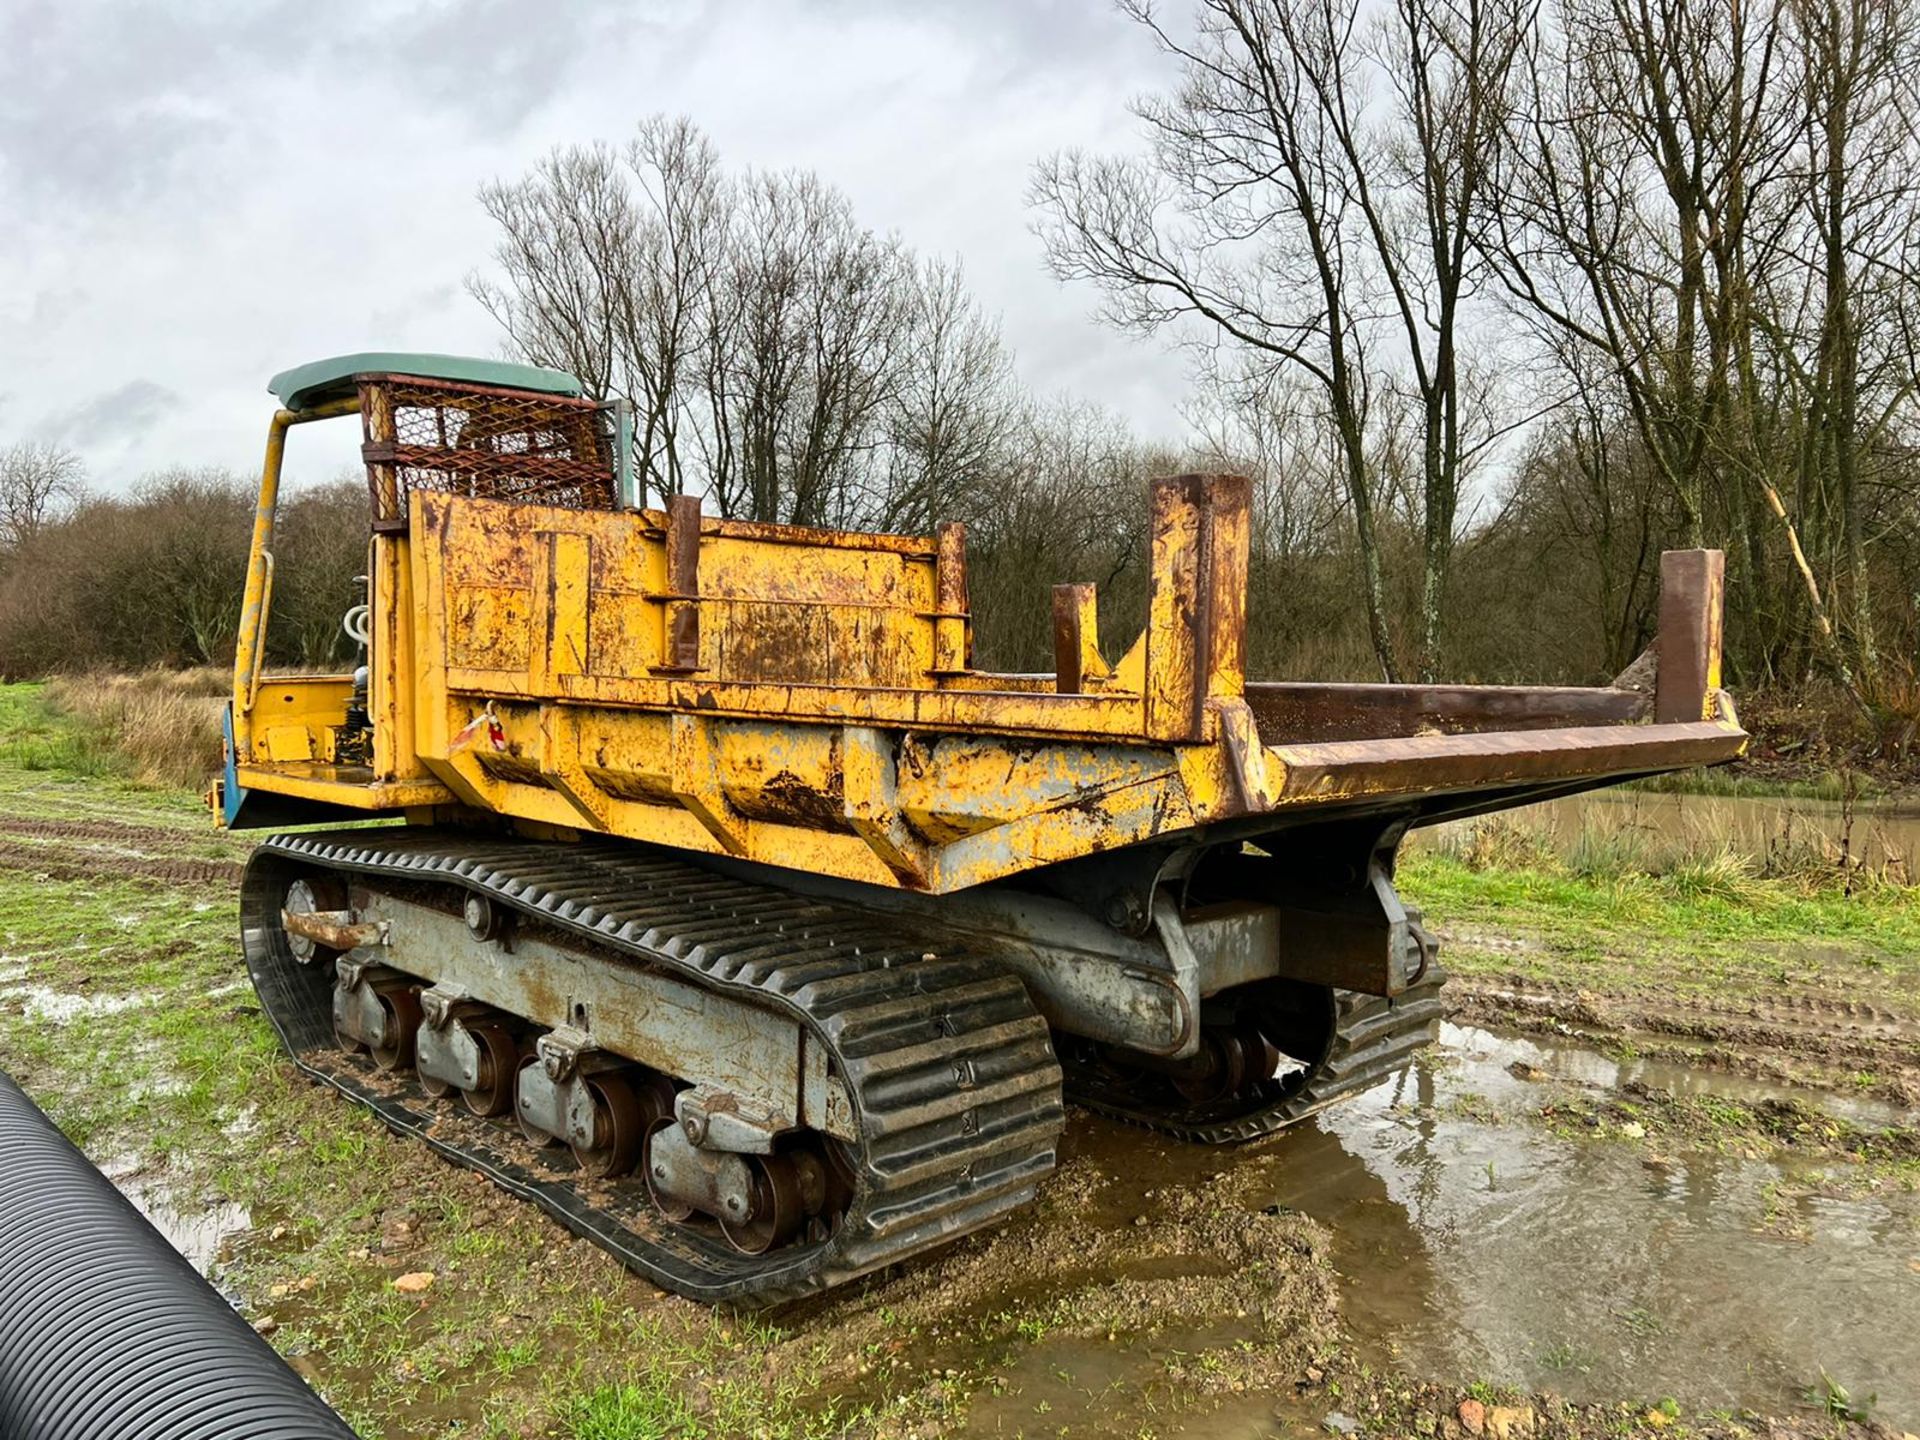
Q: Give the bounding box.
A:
[267,352,585,410]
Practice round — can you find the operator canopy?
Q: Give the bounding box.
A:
[266,352,585,410]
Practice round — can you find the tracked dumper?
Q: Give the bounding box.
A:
[214,354,1747,1304]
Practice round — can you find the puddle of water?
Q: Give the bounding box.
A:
[1068,1023,1920,1429]
[959,1324,1227,1436]
[0,984,154,1023]
[1439,1020,1913,1130]
[101,1158,251,1276]
[1429,787,1919,874]
[1299,1039,1918,1424]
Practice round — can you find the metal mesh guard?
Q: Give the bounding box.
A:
[362,378,615,527]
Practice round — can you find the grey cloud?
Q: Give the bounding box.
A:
[824,0,1147,84]
[0,2,305,209]
[332,0,637,140]
[3,0,1194,489]
[368,282,462,337]
[0,0,623,212]
[40,380,178,447]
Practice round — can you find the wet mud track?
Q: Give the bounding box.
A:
[1277,1024,1920,1425]
[771,1014,1920,1435]
[1453,969,1920,1109]
[0,817,247,887]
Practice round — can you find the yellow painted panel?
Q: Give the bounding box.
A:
[587,592,661,680]
[446,585,534,673]
[542,531,592,681]
[260,724,315,762]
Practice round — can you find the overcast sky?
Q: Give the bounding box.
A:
[0,0,1193,494]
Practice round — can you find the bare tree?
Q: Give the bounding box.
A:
[472,144,632,408]
[471,124,734,507]
[476,117,941,529]
[622,117,734,502]
[1494,0,1790,548]
[1034,0,1526,680]
[879,256,1018,533]
[701,171,911,525]
[966,396,1152,669]
[1773,0,1920,676]
[1185,359,1346,573]
[1033,2,1396,677]
[0,441,84,553]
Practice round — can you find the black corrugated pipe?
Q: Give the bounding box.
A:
[0,1069,360,1440]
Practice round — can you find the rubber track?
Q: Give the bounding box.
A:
[1062,972,1448,1144]
[241,830,1065,1306]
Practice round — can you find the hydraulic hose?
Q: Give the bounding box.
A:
[0,1069,359,1440]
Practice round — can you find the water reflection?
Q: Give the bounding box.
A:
[1429,787,1919,876]
[1254,1026,1920,1424]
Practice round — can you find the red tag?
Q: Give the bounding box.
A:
[451,710,507,753]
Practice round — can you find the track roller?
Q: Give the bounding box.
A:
[1062,971,1446,1143]
[415,992,521,1116]
[242,833,1066,1304]
[643,1118,840,1256]
[511,1030,672,1179]
[329,961,422,1071]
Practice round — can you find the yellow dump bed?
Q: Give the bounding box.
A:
[220,367,1745,896]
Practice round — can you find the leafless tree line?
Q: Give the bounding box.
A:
[9,0,1920,717]
[470,118,1019,533]
[1035,0,1920,705]
[0,467,366,678]
[469,1,1920,706]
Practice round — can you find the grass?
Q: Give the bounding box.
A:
[0,681,894,1439]
[0,670,228,789]
[1402,845,1920,954]
[1807,1369,1876,1424]
[1404,807,1920,1112]
[1408,801,1920,995]
[44,668,228,787]
[0,681,123,776]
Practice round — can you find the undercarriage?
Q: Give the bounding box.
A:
[247,828,1442,1304]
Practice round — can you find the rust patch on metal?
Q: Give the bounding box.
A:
[657,492,703,675]
[1656,549,1725,724]
[1245,682,1649,744]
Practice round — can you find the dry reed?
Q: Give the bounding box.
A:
[42,669,228,789]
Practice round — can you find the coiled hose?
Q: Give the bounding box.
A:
[0,1069,359,1439]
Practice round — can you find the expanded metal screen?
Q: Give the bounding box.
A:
[359,376,616,530]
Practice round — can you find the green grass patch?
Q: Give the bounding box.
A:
[1402,848,1920,955]
[0,682,127,778]
[1400,845,1920,1030]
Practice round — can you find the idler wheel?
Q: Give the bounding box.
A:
[1170,1025,1281,1105]
[282,876,347,965]
[460,1023,520,1119]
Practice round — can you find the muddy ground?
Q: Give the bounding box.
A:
[0,753,1914,1439]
